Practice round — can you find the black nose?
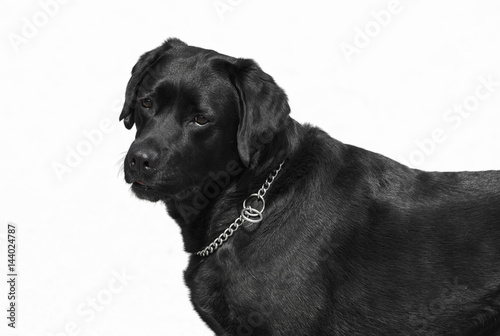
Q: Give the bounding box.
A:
[129,148,159,173]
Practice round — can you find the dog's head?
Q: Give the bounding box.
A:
[120,38,290,202]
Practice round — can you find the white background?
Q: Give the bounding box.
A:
[1,0,500,335]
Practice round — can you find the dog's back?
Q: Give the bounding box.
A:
[307,127,500,334]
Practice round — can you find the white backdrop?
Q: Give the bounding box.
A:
[1,0,500,335]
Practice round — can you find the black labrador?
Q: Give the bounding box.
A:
[119,38,500,335]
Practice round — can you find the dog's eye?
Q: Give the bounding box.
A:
[194,115,209,126]
[141,98,153,108]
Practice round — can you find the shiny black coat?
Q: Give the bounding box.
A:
[120,38,500,335]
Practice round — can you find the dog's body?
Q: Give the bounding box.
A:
[120,38,500,335]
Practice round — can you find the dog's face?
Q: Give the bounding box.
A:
[120,38,290,202]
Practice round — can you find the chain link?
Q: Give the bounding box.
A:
[196,161,284,257]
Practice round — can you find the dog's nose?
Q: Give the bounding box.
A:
[129,148,159,173]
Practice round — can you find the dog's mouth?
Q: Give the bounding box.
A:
[130,180,163,202]
[128,175,198,201]
[132,180,153,190]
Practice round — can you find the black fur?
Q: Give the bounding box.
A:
[120,38,500,335]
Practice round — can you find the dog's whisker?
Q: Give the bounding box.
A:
[116,152,127,178]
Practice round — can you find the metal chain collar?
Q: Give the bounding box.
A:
[196,161,285,257]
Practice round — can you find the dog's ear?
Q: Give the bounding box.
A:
[228,59,291,167]
[119,38,187,129]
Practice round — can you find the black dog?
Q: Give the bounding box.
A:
[120,38,500,335]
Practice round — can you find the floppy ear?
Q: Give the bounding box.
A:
[119,38,187,129]
[119,49,161,129]
[230,59,291,167]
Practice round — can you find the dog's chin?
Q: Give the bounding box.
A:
[130,182,163,202]
[130,180,198,202]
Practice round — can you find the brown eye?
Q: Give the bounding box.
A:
[194,115,209,125]
[141,98,152,108]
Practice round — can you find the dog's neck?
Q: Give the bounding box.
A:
[163,118,301,254]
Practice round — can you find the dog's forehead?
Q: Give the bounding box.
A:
[151,46,223,80]
[137,47,232,100]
